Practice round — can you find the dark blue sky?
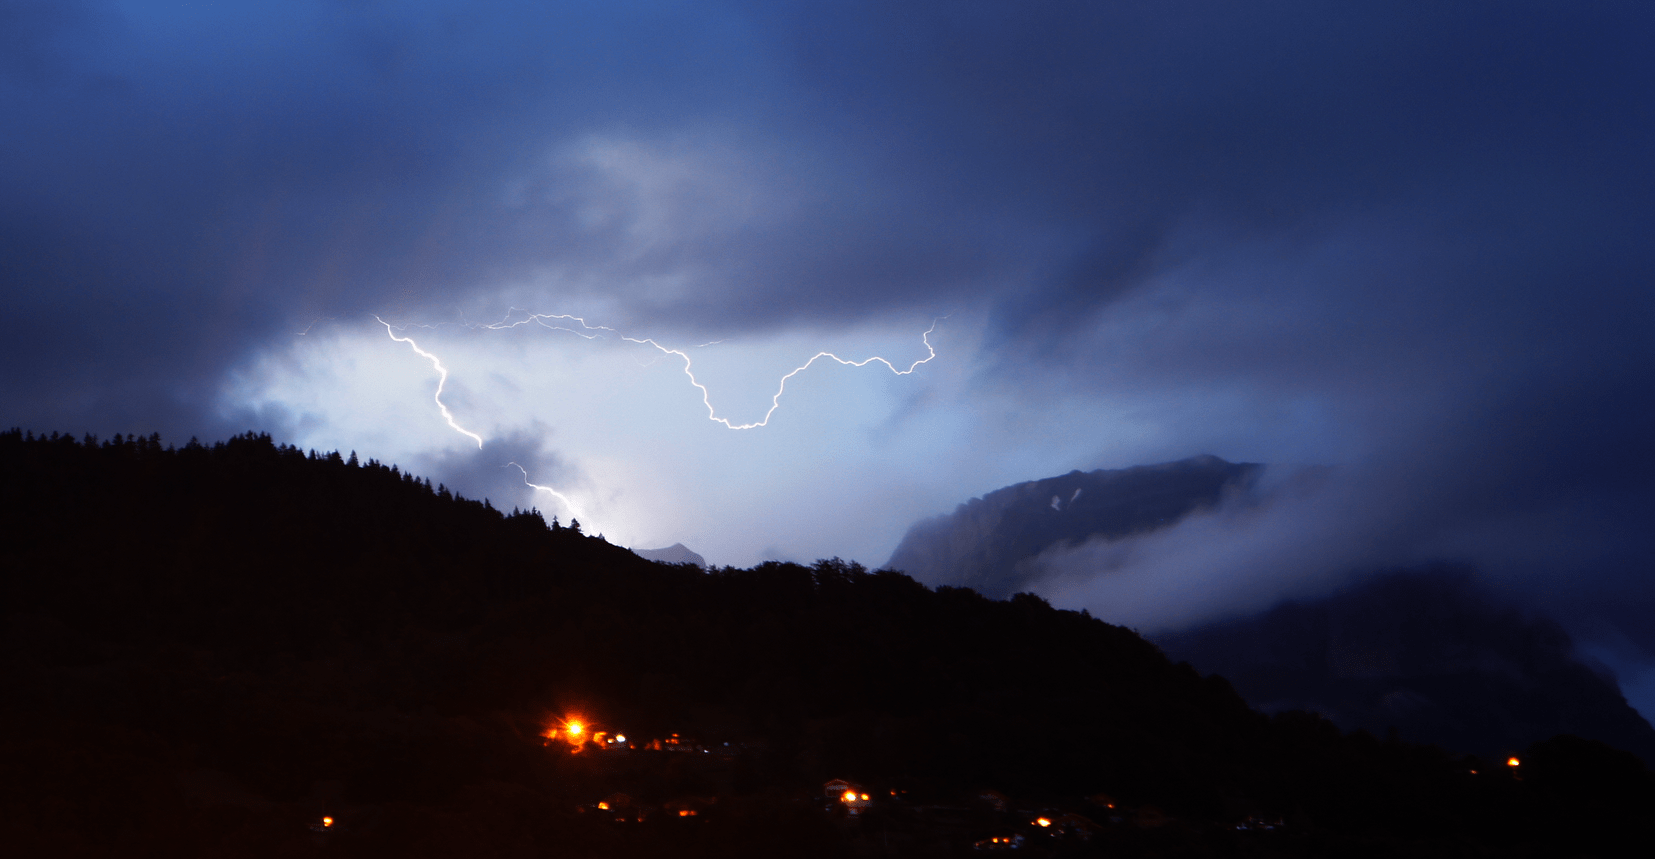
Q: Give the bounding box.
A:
[4,1,1653,707]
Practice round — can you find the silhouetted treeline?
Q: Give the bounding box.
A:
[3,429,1650,857]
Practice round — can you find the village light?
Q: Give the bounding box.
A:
[1035,817,1051,827]
[1507,756,1520,768]
[843,789,857,803]
[616,734,626,743]
[321,817,333,828]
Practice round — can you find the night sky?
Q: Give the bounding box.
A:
[4,4,1653,711]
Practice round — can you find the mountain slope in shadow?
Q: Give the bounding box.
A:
[887,455,1261,598]
[1156,566,1655,767]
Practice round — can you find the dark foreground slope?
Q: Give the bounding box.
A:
[1157,567,1655,767]
[887,456,1260,598]
[3,430,1651,858]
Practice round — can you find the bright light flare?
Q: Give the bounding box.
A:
[1507,756,1520,767]
[321,817,333,828]
[543,716,592,750]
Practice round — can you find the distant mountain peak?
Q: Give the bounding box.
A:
[633,542,707,568]
[886,455,1261,597]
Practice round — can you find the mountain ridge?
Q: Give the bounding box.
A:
[887,455,1262,597]
[889,458,1655,769]
[1155,566,1655,767]
[634,542,708,568]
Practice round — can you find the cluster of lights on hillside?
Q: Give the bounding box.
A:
[542,714,702,755]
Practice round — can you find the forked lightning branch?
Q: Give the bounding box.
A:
[374,312,942,521]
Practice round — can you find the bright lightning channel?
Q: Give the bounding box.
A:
[376,311,943,524]
[481,311,942,430]
[375,316,485,449]
[506,462,583,522]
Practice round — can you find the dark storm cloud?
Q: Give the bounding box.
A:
[5,3,1646,369]
[2,2,1651,644]
[0,0,794,437]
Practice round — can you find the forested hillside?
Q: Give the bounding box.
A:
[2,429,1649,857]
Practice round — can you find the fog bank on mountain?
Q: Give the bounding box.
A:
[887,455,1260,599]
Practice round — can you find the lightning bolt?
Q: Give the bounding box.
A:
[481,310,943,430]
[296,316,336,336]
[506,462,582,520]
[378,310,943,530]
[375,316,485,448]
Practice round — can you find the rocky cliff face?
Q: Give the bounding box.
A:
[1156,566,1655,765]
[886,455,1261,598]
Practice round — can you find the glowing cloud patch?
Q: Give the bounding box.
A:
[372,310,943,528]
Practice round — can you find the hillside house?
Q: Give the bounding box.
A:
[663,796,717,818]
[825,779,872,814]
[824,778,857,800]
